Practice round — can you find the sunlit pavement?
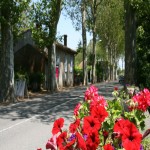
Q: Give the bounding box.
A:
[0,81,135,150]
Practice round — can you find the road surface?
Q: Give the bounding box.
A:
[0,81,123,150]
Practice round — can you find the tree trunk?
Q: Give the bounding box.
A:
[47,0,62,92]
[107,46,112,81]
[114,62,117,80]
[92,29,97,84]
[124,0,136,85]
[0,23,15,102]
[110,47,113,80]
[91,0,98,84]
[81,2,87,86]
[47,43,56,93]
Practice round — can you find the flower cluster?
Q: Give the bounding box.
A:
[113,118,142,150]
[131,88,150,112]
[38,85,150,150]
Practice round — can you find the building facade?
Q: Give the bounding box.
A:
[14,30,77,91]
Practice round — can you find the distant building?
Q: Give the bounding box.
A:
[14,30,77,91]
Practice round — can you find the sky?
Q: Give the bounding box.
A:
[57,15,81,50]
[57,14,92,51]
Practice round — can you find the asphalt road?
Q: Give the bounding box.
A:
[0,81,123,150]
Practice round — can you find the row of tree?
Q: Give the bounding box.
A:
[0,0,149,102]
[74,0,149,88]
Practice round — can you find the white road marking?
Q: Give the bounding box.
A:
[0,97,78,133]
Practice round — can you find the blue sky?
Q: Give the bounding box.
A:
[57,15,81,50]
[57,14,92,51]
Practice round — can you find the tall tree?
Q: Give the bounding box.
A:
[86,0,102,83]
[96,0,124,81]
[30,0,63,92]
[81,1,87,85]
[65,0,88,85]
[136,0,150,88]
[124,0,136,85]
[0,0,30,102]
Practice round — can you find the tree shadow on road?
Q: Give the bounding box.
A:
[0,81,121,126]
[0,88,86,126]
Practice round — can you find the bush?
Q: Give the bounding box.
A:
[15,71,29,81]
[74,67,83,85]
[29,72,45,91]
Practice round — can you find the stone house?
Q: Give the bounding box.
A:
[14,30,77,90]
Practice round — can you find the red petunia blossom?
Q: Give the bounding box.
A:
[46,135,57,150]
[114,119,142,150]
[69,119,80,133]
[132,88,150,112]
[57,131,67,150]
[103,130,109,137]
[83,116,101,134]
[90,95,107,108]
[114,86,118,91]
[64,139,76,150]
[103,130,109,145]
[143,88,150,106]
[132,93,148,111]
[85,129,100,150]
[52,118,64,135]
[74,103,81,116]
[103,144,115,150]
[76,132,87,150]
[37,148,42,150]
[90,105,108,123]
[84,85,99,101]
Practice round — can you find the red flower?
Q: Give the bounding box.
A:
[90,95,107,108]
[37,149,42,150]
[114,119,142,150]
[69,119,80,133]
[114,86,118,91]
[132,88,150,111]
[57,131,67,150]
[85,129,100,150]
[103,130,109,137]
[76,132,87,150]
[74,103,81,116]
[90,105,108,123]
[143,88,150,106]
[132,94,148,111]
[46,135,57,150]
[64,139,76,150]
[103,130,109,145]
[52,118,64,134]
[103,144,115,150]
[83,116,101,134]
[84,85,98,101]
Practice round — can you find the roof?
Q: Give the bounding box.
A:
[56,42,77,54]
[14,29,77,55]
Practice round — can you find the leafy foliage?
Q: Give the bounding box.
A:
[29,0,63,48]
[96,0,124,62]
[0,0,31,43]
[64,0,82,31]
[136,0,150,89]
